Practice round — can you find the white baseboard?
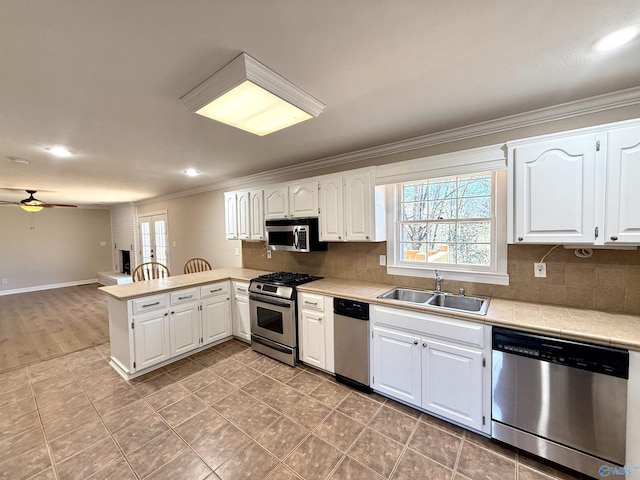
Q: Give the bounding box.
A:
[0,279,99,296]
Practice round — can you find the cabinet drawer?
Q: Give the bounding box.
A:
[170,288,200,305]
[233,282,249,298]
[132,294,168,314]
[299,292,324,312]
[374,305,485,348]
[200,282,230,299]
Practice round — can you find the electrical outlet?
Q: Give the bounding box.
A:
[1,279,7,285]
[234,248,239,256]
[379,255,386,266]
[534,262,547,278]
[267,250,272,259]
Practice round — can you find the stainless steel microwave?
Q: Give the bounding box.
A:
[265,218,328,252]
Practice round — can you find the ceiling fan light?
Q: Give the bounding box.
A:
[181,53,325,136]
[48,146,73,157]
[592,25,640,52]
[20,204,44,212]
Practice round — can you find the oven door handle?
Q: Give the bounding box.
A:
[250,294,292,309]
[293,226,299,250]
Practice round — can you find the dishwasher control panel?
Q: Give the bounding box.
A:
[493,327,629,378]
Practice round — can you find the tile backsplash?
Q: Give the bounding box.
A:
[242,242,640,314]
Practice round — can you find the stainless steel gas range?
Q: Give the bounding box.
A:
[249,271,322,366]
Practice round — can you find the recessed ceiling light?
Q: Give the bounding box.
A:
[592,25,640,52]
[184,168,199,177]
[7,156,30,165]
[48,146,73,157]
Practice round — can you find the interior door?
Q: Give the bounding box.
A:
[139,213,169,266]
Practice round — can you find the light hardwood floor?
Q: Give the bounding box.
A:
[0,283,108,373]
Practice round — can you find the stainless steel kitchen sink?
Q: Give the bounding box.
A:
[378,288,490,315]
[378,288,434,304]
[425,293,490,315]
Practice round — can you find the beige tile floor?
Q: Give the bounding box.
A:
[0,339,589,480]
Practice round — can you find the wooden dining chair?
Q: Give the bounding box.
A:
[183,257,212,274]
[131,262,171,282]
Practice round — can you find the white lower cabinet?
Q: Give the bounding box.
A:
[372,327,421,405]
[298,292,334,373]
[232,281,250,342]
[201,282,231,346]
[170,302,201,356]
[372,305,490,434]
[133,308,171,371]
[108,282,233,378]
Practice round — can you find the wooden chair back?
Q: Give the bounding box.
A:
[183,257,212,274]
[132,262,171,282]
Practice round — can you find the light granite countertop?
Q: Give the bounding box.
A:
[99,270,640,352]
[298,277,640,352]
[98,267,271,300]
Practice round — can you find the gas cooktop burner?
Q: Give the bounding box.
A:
[254,271,322,286]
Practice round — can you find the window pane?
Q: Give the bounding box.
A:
[401,224,427,245]
[403,183,428,202]
[458,175,491,197]
[458,196,490,219]
[429,179,456,200]
[457,222,491,243]
[454,243,491,265]
[427,223,456,243]
[401,243,426,262]
[426,243,452,264]
[427,199,456,220]
[403,201,428,221]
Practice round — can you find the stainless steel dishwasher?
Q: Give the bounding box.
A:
[492,327,629,478]
[333,297,372,393]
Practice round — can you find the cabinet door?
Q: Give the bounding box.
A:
[237,192,251,240]
[264,186,289,219]
[300,309,325,369]
[134,310,171,370]
[170,303,201,357]
[233,282,251,342]
[372,327,421,407]
[224,192,238,240]
[421,338,483,430]
[512,134,598,243]
[249,190,265,241]
[318,175,344,241]
[605,125,640,244]
[202,295,231,346]
[289,181,319,218]
[344,170,374,241]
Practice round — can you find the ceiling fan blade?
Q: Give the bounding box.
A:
[0,200,21,205]
[42,203,78,208]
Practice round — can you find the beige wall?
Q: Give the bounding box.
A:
[0,207,112,292]
[242,242,640,315]
[136,189,241,275]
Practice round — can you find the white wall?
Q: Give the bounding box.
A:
[0,207,113,292]
[135,188,241,275]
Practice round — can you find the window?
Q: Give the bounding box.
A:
[388,170,508,285]
[400,173,492,266]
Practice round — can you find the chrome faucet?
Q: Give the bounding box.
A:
[434,270,444,292]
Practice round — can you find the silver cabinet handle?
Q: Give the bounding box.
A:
[304,301,318,306]
[210,288,223,293]
[611,236,618,241]
[178,295,193,300]
[237,288,247,293]
[422,342,427,348]
[413,340,418,345]
[142,301,160,308]
[517,237,523,242]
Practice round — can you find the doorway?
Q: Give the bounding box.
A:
[138,212,169,267]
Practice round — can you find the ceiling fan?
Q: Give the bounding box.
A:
[0,189,78,212]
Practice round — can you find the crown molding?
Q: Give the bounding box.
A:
[136,86,640,206]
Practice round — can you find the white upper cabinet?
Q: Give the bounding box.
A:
[509,119,640,245]
[289,181,319,218]
[319,167,385,242]
[224,189,264,241]
[249,190,265,241]
[224,192,239,240]
[264,186,289,219]
[605,125,640,244]
[237,191,251,240]
[510,133,598,244]
[264,181,318,219]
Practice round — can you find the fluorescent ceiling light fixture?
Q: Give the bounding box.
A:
[592,25,640,51]
[181,52,325,136]
[48,146,73,157]
[184,168,199,176]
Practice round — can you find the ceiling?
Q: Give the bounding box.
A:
[1,1,639,208]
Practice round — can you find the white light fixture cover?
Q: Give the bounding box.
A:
[181,53,325,136]
[592,25,639,51]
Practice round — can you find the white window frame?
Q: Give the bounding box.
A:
[380,145,509,286]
